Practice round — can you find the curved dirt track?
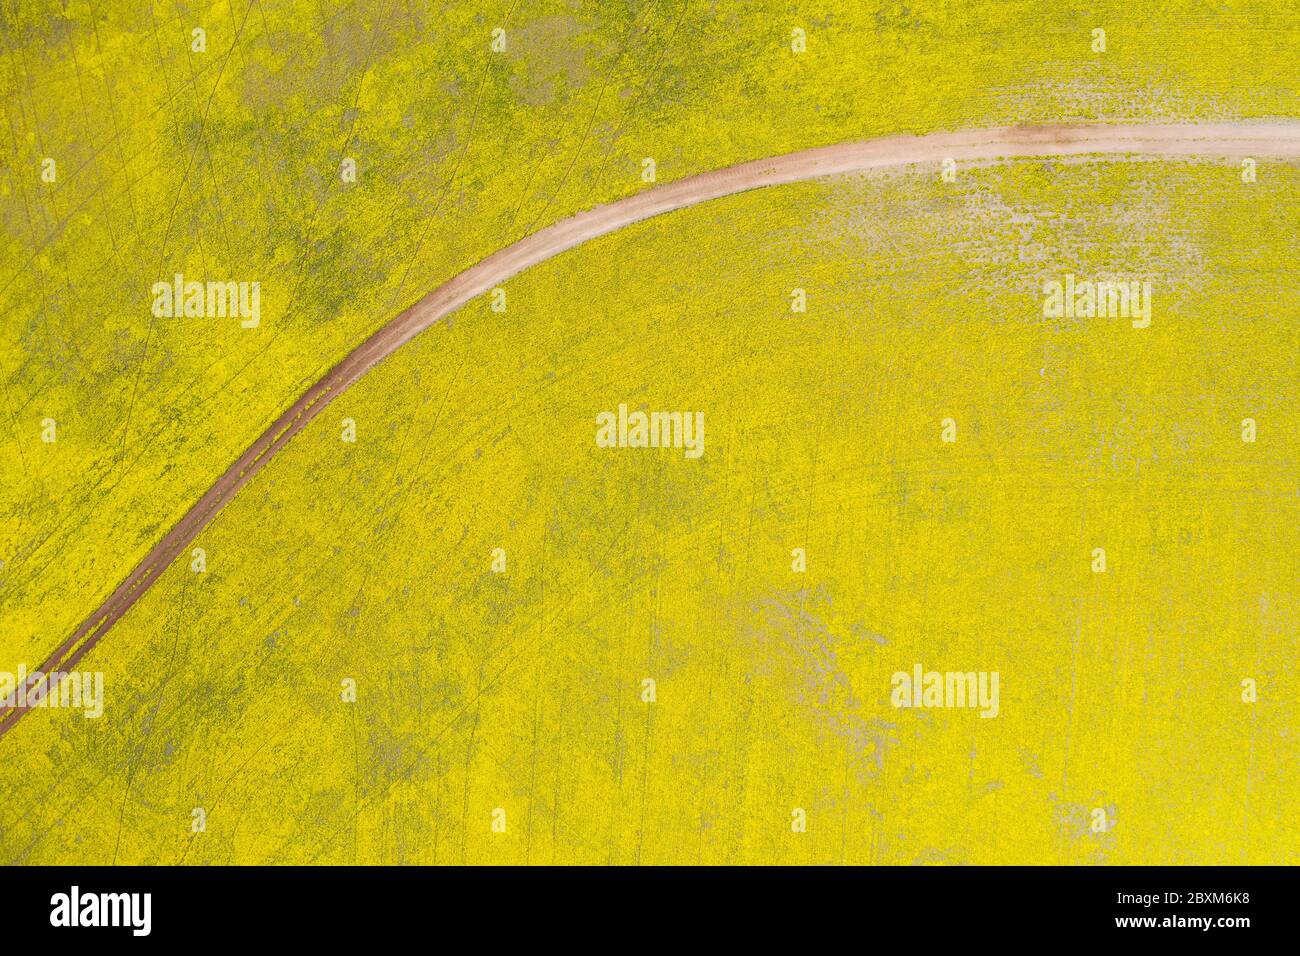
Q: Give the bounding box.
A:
[4,120,1300,740]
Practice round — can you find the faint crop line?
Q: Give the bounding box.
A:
[276,0,397,328]
[583,0,693,207]
[379,0,524,324]
[118,0,259,461]
[519,0,664,236]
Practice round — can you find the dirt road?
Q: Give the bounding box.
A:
[4,121,1298,740]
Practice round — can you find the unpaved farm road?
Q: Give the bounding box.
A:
[4,121,1299,740]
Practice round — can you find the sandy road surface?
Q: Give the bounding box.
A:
[4,121,1299,740]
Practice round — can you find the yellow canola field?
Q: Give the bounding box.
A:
[0,1,1296,863]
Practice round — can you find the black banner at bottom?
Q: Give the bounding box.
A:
[0,865,1287,943]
